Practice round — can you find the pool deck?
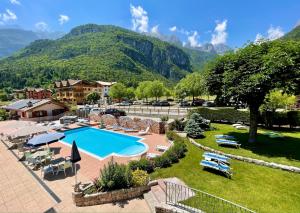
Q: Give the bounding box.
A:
[0,121,171,212]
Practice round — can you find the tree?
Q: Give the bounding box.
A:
[109,83,127,103]
[135,81,152,101]
[175,72,206,101]
[206,40,300,142]
[148,80,165,101]
[125,87,135,100]
[262,89,296,111]
[86,92,101,104]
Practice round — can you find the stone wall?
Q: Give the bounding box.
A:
[73,182,157,207]
[89,114,166,134]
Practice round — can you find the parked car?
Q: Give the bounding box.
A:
[90,108,102,114]
[191,99,205,106]
[101,109,126,117]
[133,101,142,105]
[203,101,216,107]
[179,101,190,107]
[118,101,132,106]
[152,100,170,106]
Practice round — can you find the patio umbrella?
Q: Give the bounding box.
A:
[70,141,81,187]
[27,132,65,147]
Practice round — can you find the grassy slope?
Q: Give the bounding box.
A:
[196,124,300,167]
[151,124,300,213]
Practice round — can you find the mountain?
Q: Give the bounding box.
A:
[0,24,212,89]
[0,28,65,58]
[282,25,300,41]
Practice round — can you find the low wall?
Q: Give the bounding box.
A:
[73,182,156,207]
[89,114,166,134]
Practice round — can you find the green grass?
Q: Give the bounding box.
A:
[196,123,300,167]
[151,125,300,213]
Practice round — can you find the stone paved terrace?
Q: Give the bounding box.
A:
[0,122,172,212]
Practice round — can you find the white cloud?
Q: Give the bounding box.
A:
[35,21,48,32]
[151,25,160,35]
[267,26,284,40]
[169,26,177,32]
[254,33,264,43]
[187,31,201,47]
[211,20,228,45]
[10,0,21,5]
[130,4,148,33]
[58,14,69,25]
[254,25,284,43]
[0,9,17,23]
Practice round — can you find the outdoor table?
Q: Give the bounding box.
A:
[31,150,49,159]
[51,157,65,167]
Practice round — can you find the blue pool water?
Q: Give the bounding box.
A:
[61,127,147,159]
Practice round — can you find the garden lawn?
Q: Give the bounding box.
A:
[151,137,300,213]
[196,123,300,168]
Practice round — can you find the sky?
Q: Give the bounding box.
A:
[0,0,300,48]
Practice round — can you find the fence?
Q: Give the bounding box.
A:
[101,105,189,118]
[165,181,256,213]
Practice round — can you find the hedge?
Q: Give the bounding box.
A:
[188,107,250,124]
[189,107,300,128]
[129,131,187,173]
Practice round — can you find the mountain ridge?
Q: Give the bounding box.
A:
[0,24,216,89]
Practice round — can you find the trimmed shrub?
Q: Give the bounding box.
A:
[184,119,204,139]
[166,131,177,141]
[165,147,179,163]
[154,155,171,168]
[99,161,132,191]
[132,169,149,187]
[169,118,185,131]
[160,115,169,122]
[128,158,154,173]
[189,107,250,124]
[190,113,210,129]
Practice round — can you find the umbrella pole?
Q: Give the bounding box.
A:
[74,163,77,186]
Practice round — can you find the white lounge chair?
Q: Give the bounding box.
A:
[123,127,139,132]
[146,153,159,159]
[138,127,150,136]
[156,145,168,152]
[235,125,247,130]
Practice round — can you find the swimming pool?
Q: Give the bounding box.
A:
[60,127,147,159]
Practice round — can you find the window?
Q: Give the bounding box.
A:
[32,110,47,117]
[52,109,65,116]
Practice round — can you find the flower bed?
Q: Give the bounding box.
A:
[73,181,157,206]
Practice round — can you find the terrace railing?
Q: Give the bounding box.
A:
[165,181,256,213]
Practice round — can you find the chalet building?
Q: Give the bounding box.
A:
[54,79,116,104]
[2,99,68,122]
[24,88,52,99]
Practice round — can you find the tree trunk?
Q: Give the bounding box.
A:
[248,104,259,143]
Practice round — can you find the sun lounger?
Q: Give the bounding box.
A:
[200,160,232,178]
[138,127,150,136]
[146,153,159,159]
[235,125,247,130]
[203,152,230,164]
[216,139,241,148]
[112,125,123,131]
[156,145,168,152]
[263,131,284,138]
[215,135,236,140]
[123,128,139,132]
[232,123,242,127]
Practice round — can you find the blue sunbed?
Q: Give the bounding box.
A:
[203,152,230,164]
[215,134,236,140]
[216,139,241,148]
[200,160,232,178]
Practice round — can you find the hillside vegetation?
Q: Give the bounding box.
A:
[0,24,215,88]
